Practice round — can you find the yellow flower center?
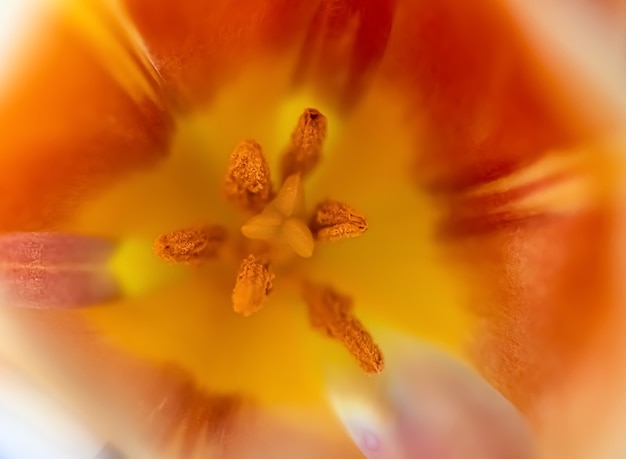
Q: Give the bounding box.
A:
[66,75,471,404]
[151,108,383,374]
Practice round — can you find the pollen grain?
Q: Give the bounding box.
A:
[232,255,275,317]
[224,139,273,212]
[304,283,384,374]
[281,108,327,180]
[153,225,227,265]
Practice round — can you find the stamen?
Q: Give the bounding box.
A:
[310,200,368,242]
[153,225,227,265]
[224,139,273,212]
[303,283,384,374]
[232,255,275,316]
[241,174,314,258]
[281,108,327,180]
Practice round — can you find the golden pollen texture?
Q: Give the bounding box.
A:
[310,200,368,242]
[232,255,275,317]
[224,139,273,212]
[281,108,327,180]
[153,225,227,265]
[304,282,385,374]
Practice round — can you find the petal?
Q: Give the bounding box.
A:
[329,340,536,459]
[122,0,395,111]
[378,0,604,190]
[0,365,106,459]
[0,232,118,308]
[310,1,626,455]
[0,308,362,458]
[455,158,626,459]
[121,0,320,106]
[0,4,172,231]
[389,3,626,457]
[293,0,394,110]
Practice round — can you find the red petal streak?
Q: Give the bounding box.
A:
[122,0,323,106]
[440,153,599,237]
[383,0,583,191]
[0,233,118,308]
[0,16,172,231]
[294,0,395,110]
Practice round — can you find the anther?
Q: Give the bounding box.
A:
[154,225,227,264]
[310,200,368,242]
[224,139,273,212]
[241,174,314,258]
[232,255,275,316]
[281,108,327,180]
[303,283,384,374]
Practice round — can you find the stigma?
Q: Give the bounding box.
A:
[153,108,383,374]
[241,174,315,258]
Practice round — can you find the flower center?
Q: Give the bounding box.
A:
[152,109,383,374]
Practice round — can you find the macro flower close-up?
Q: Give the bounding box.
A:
[1,0,626,458]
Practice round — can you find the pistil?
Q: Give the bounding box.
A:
[241,174,315,258]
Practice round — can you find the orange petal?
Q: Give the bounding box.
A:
[380,0,587,190]
[451,174,626,457]
[293,0,395,110]
[461,208,615,406]
[122,0,395,111]
[379,1,626,453]
[122,0,320,106]
[0,8,172,231]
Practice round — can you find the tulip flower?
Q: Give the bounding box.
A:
[0,0,624,458]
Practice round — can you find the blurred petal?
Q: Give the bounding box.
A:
[0,309,362,458]
[0,232,119,308]
[459,149,626,458]
[330,340,536,459]
[122,0,395,111]
[374,1,626,456]
[381,0,585,190]
[382,2,626,457]
[122,0,320,106]
[0,364,106,459]
[0,3,172,231]
[294,0,394,110]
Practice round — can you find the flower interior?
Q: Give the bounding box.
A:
[61,69,471,406]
